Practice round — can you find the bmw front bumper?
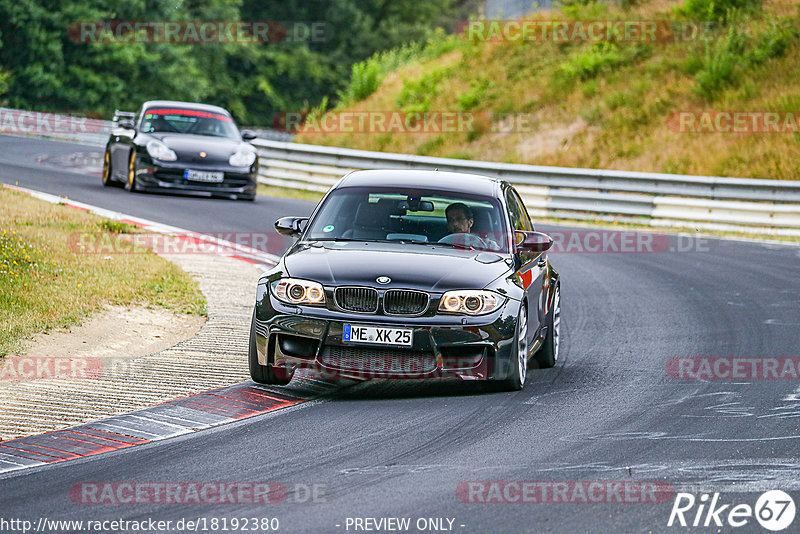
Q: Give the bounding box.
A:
[254,286,521,381]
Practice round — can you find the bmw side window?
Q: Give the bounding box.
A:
[506,191,528,232]
[512,190,533,231]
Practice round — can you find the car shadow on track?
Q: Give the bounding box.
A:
[324,378,521,400]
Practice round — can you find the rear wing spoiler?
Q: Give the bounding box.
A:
[113,110,137,122]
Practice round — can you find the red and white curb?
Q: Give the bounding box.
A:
[0,382,326,475]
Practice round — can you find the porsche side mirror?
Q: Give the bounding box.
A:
[241,130,257,141]
[275,216,308,238]
[515,231,553,253]
[118,119,135,130]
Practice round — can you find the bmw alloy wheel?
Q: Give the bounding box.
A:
[516,306,528,387]
[552,287,561,362]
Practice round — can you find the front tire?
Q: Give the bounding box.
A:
[535,284,561,369]
[248,311,292,386]
[124,151,137,192]
[102,148,113,186]
[499,304,528,391]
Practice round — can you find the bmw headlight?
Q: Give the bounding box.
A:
[146,140,177,161]
[438,290,505,315]
[270,278,326,306]
[229,148,256,167]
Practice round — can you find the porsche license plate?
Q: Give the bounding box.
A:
[185,169,224,183]
[343,325,412,346]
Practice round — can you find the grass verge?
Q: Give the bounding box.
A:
[258,183,325,203]
[0,188,206,357]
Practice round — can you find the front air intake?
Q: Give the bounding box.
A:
[383,289,429,316]
[335,287,379,313]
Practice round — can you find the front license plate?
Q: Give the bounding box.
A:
[343,324,413,346]
[184,169,224,183]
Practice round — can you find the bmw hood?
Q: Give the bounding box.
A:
[283,241,511,292]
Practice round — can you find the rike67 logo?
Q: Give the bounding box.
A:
[668,490,796,531]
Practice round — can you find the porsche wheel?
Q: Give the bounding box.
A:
[124,151,137,192]
[101,148,112,186]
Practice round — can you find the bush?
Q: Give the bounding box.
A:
[749,19,798,65]
[457,79,493,111]
[338,43,422,104]
[693,26,745,99]
[677,0,762,24]
[348,62,381,103]
[396,68,448,114]
[691,18,797,99]
[338,30,460,106]
[0,68,10,105]
[559,42,646,80]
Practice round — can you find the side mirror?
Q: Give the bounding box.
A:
[241,130,257,141]
[275,216,308,238]
[118,119,135,130]
[515,231,553,253]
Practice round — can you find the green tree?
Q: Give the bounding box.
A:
[0,0,476,124]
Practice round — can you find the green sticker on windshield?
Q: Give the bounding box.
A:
[323,225,335,232]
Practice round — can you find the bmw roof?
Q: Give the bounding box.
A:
[337,170,501,197]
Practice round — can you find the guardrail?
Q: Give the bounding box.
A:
[0,107,112,146]
[0,107,294,146]
[3,106,797,234]
[253,139,800,235]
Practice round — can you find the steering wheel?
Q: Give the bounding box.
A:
[438,232,486,249]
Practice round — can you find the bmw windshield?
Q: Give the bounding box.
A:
[304,186,511,253]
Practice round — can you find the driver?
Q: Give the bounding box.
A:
[193,119,219,136]
[445,203,474,235]
[440,203,485,249]
[442,202,500,250]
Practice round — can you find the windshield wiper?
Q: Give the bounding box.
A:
[306,237,370,242]
[308,238,491,250]
[307,238,436,246]
[426,241,474,250]
[192,133,233,138]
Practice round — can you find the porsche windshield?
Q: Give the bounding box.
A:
[305,187,511,253]
[140,107,239,139]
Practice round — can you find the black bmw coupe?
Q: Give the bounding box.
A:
[250,170,561,391]
[102,100,258,200]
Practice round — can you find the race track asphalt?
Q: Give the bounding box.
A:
[1,134,799,533]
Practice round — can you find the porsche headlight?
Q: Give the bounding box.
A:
[229,148,256,167]
[438,290,504,315]
[270,278,326,306]
[146,140,177,161]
